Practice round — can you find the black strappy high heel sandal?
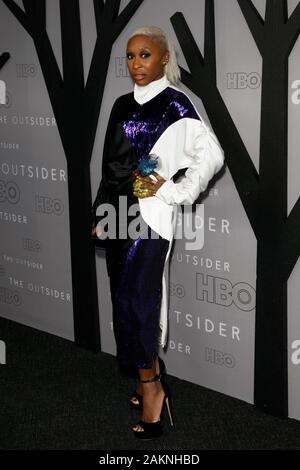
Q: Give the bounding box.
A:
[130,356,166,411]
[132,361,174,440]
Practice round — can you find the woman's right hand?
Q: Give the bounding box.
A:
[132,170,166,198]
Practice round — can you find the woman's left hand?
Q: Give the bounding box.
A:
[132,170,166,198]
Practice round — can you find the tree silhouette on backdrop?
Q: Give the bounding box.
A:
[170,0,300,416]
[1,0,144,350]
[0,52,10,74]
[2,0,300,417]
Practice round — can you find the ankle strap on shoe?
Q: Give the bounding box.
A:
[140,373,162,383]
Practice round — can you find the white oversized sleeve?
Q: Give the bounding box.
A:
[155,118,224,205]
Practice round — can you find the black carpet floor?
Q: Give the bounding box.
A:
[1,316,300,450]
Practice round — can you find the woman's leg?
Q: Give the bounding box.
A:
[133,355,165,432]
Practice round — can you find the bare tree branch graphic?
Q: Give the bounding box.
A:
[171,5,259,237]
[1,0,144,350]
[0,52,10,69]
[3,0,300,418]
[171,0,300,416]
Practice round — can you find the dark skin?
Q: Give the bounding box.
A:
[127,34,169,432]
[91,35,167,236]
[127,34,167,200]
[92,35,170,431]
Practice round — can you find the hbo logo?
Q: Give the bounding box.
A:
[170,283,185,298]
[35,195,64,215]
[0,287,21,306]
[196,274,255,311]
[23,238,42,252]
[0,180,20,204]
[227,72,261,89]
[205,348,236,368]
[16,64,37,77]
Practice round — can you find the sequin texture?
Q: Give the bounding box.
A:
[99,86,200,369]
[106,226,169,369]
[122,87,200,161]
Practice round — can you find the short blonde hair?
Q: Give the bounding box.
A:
[127,25,181,85]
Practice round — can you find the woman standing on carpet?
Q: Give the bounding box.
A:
[91,25,224,439]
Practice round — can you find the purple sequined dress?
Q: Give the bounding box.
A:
[105,228,169,369]
[92,76,202,370]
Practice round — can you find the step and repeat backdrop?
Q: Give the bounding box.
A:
[0,1,74,338]
[1,0,300,420]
